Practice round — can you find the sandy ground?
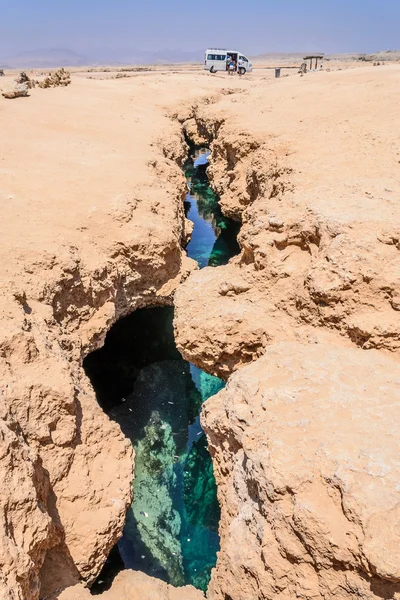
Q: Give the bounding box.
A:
[1,56,379,83]
[0,70,244,320]
[1,62,399,329]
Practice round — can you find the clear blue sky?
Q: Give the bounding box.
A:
[1,0,399,57]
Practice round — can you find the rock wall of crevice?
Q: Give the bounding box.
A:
[174,99,400,380]
[173,76,400,600]
[202,343,400,600]
[0,122,195,600]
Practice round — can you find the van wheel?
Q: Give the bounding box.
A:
[239,67,246,75]
[210,66,216,73]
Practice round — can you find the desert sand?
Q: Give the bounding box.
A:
[0,62,399,599]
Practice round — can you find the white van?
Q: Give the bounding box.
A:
[204,48,253,74]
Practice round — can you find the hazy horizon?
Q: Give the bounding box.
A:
[1,0,400,62]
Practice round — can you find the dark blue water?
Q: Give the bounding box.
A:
[86,150,239,594]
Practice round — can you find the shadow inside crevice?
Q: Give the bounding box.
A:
[83,307,180,414]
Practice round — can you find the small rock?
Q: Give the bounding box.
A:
[390,297,400,311]
[219,283,231,295]
[268,216,284,229]
[2,82,29,99]
[37,68,71,89]
[15,72,35,88]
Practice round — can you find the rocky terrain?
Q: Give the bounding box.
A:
[59,571,203,600]
[1,69,71,98]
[0,62,399,600]
[0,72,247,599]
[174,65,400,598]
[202,343,400,599]
[175,66,400,374]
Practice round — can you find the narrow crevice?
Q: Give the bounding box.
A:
[84,143,239,595]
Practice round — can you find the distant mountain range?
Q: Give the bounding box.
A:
[251,52,309,63]
[0,47,205,68]
[2,47,399,69]
[0,49,87,69]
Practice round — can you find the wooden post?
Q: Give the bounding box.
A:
[275,68,281,78]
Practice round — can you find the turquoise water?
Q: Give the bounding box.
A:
[114,355,224,591]
[86,150,239,594]
[185,152,240,268]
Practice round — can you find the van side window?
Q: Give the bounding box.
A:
[239,56,248,62]
[207,54,226,60]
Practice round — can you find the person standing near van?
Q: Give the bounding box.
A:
[229,59,235,75]
[237,57,245,75]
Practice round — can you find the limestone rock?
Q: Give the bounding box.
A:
[182,118,209,147]
[57,571,204,600]
[175,67,400,377]
[184,217,194,246]
[174,264,275,379]
[202,342,400,600]
[103,571,204,600]
[0,70,198,600]
[2,82,29,99]
[15,72,35,88]
[37,68,71,89]
[0,420,53,600]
